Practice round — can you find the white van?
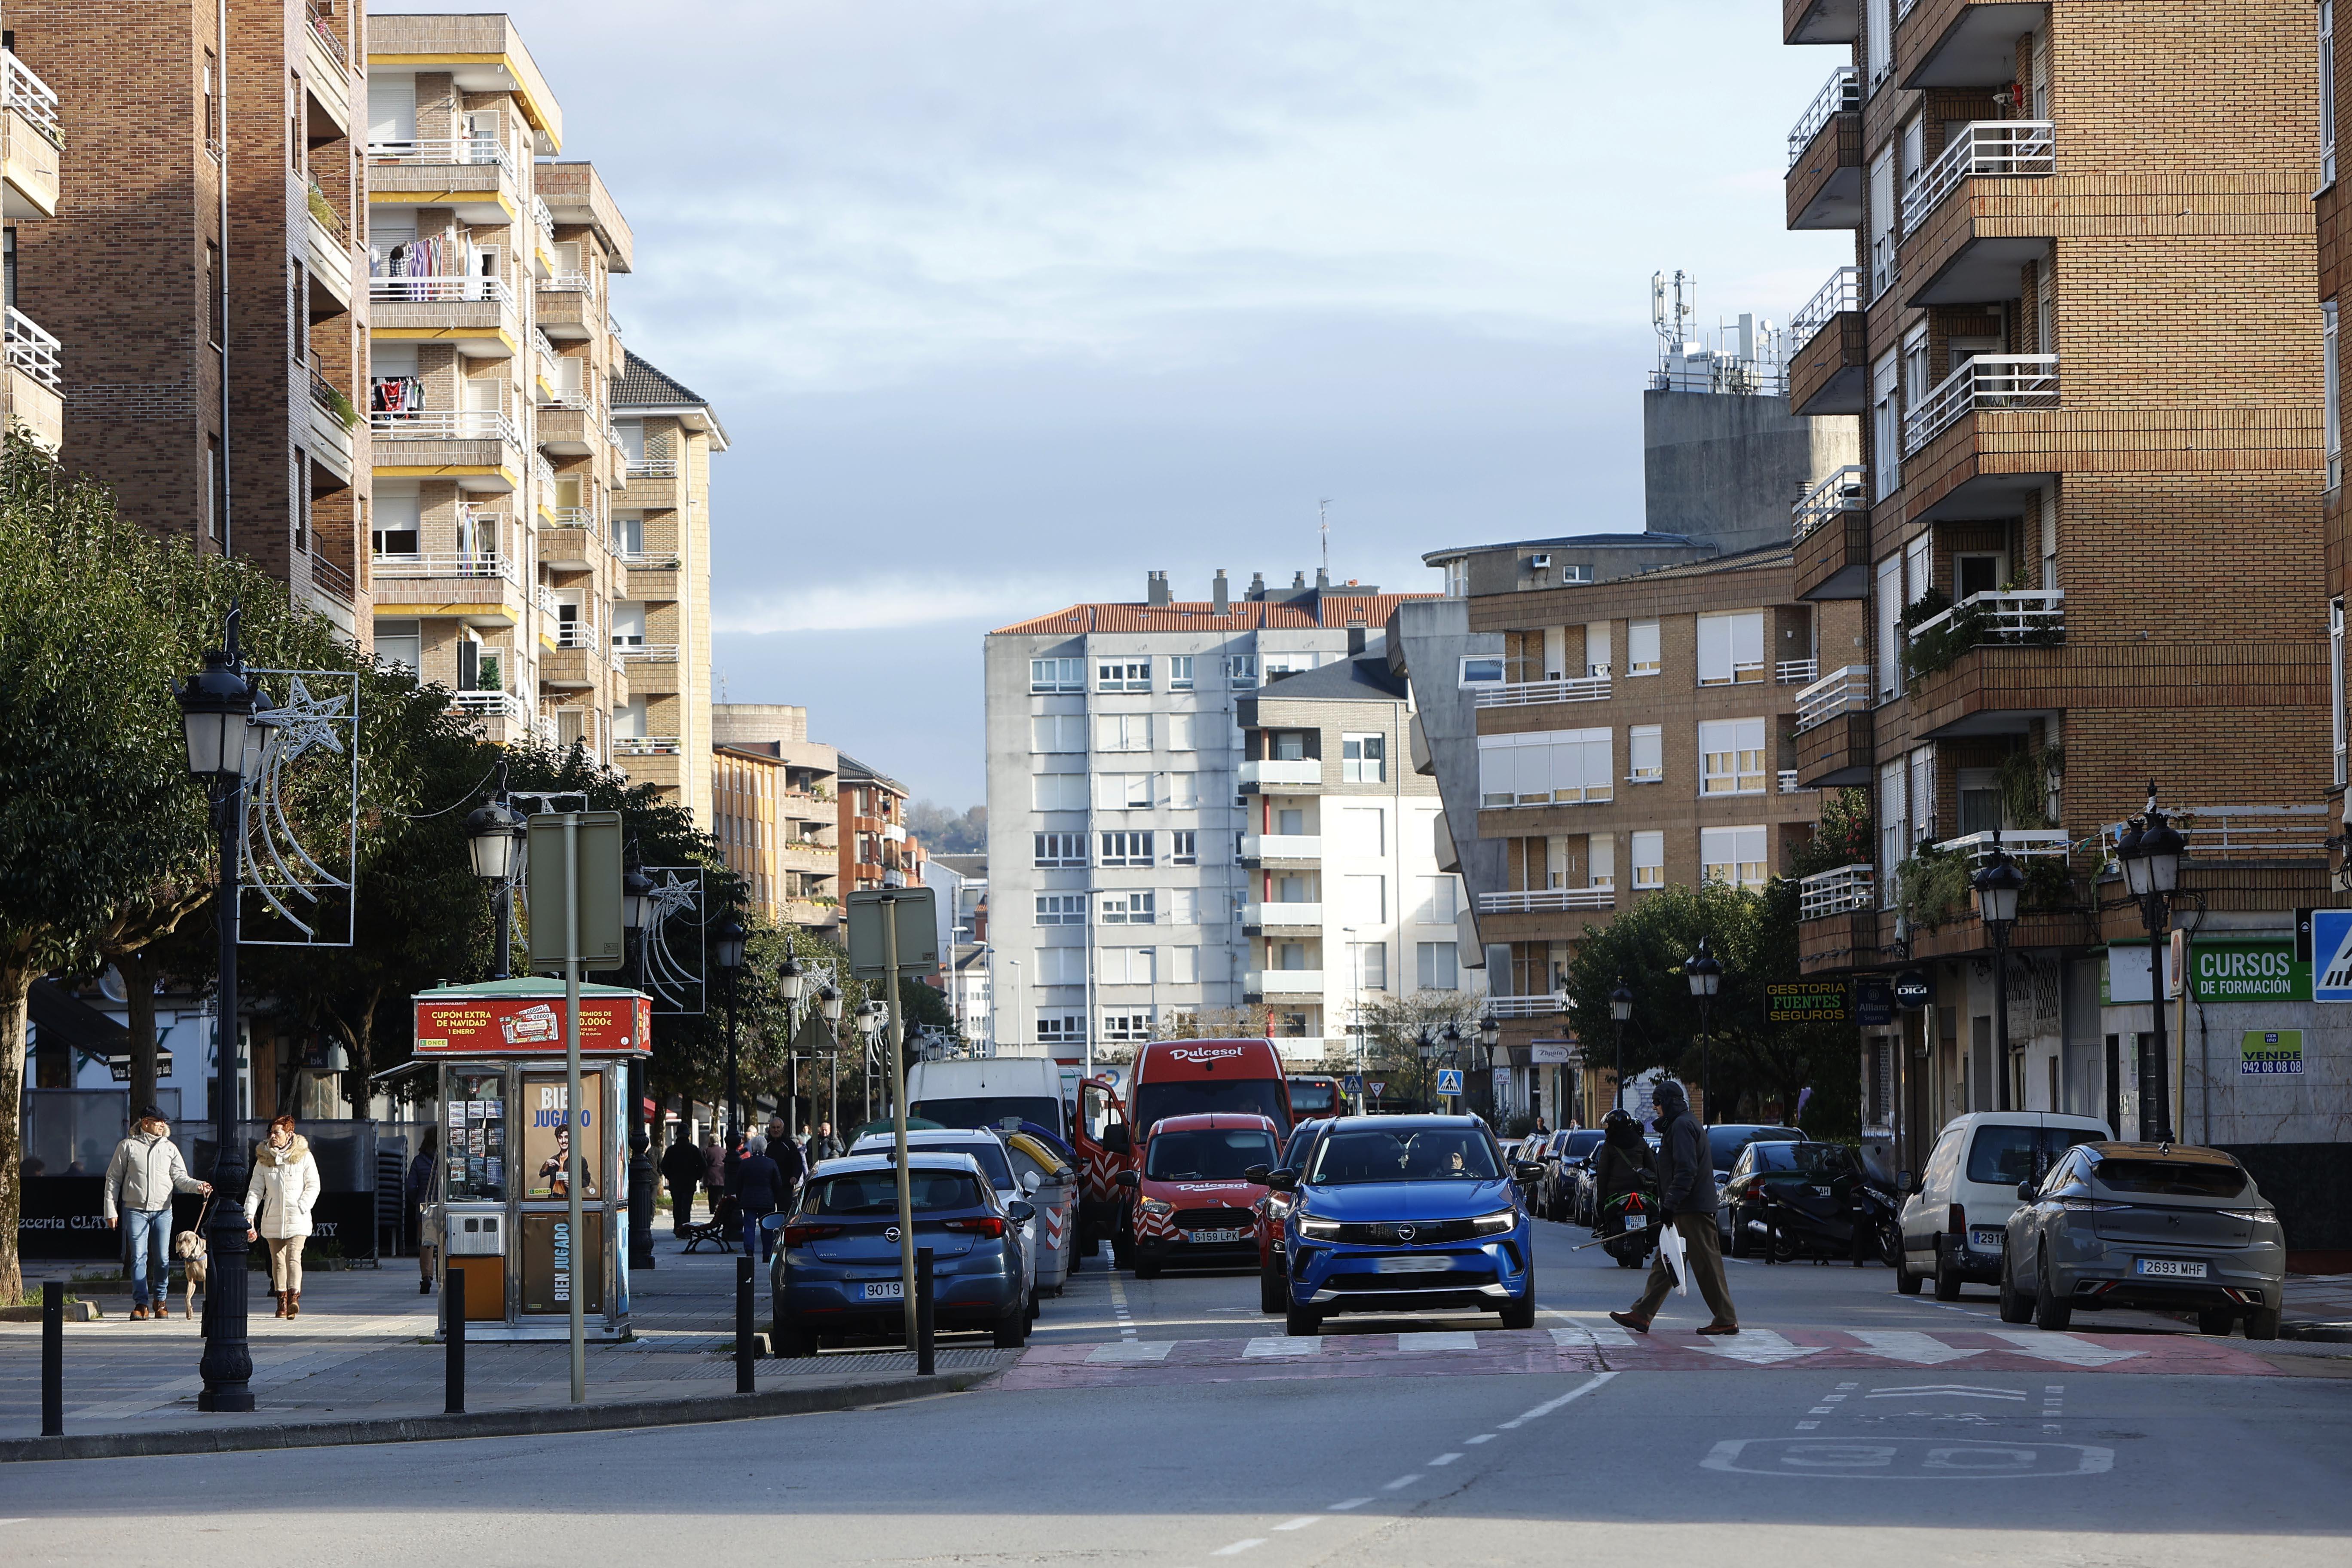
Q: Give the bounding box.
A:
[905,1057,1069,1146]
[1896,1110,2112,1298]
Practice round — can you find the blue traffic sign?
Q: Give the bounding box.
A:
[2314,909,2352,1001]
[1436,1068,1464,1096]
[1342,1073,1363,1093]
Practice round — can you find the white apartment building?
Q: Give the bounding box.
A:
[984,570,1468,1068]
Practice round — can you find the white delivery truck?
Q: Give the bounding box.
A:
[906,1057,1069,1146]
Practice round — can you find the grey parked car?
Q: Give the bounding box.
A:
[1998,1142,2284,1338]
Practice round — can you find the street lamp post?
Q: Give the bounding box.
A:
[1972,834,2026,1113]
[1683,939,1722,1123]
[2116,789,2185,1140]
[1476,1010,1500,1124]
[778,952,805,1133]
[463,781,524,981]
[1610,978,1635,1116]
[1415,1027,1435,1113]
[619,871,658,1271]
[714,916,747,1146]
[1439,1020,1462,1112]
[176,611,271,1412]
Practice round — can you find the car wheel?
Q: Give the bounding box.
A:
[1067,1246,1083,1275]
[1285,1301,1322,1337]
[2246,1306,2282,1341]
[1498,1293,1536,1331]
[1028,1288,1041,1323]
[2031,1246,2072,1331]
[771,1321,814,1358]
[1932,1237,1963,1301]
[1895,1253,1924,1295]
[1728,1210,1752,1259]
[2196,1307,2235,1337]
[992,1302,1029,1348]
[1997,1248,2033,1324]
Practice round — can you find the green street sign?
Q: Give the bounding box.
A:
[1766,980,1847,1023]
[2189,938,2308,1003]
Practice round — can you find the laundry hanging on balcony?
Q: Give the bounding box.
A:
[371,375,423,416]
[368,227,479,297]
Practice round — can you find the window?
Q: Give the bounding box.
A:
[1696,611,1766,686]
[1589,834,1615,888]
[1101,1013,1153,1043]
[1908,745,1936,848]
[1871,349,1901,500]
[1034,833,1086,868]
[1957,768,2002,837]
[206,242,224,346]
[1265,652,1315,677]
[1701,826,1768,890]
[1632,830,1665,890]
[1699,718,1768,795]
[1226,654,1258,689]
[1167,772,1200,809]
[1101,948,1156,986]
[1168,655,1194,690]
[2328,303,2342,490]
[1162,829,1196,867]
[1030,714,1085,753]
[1335,805,1385,855]
[1097,659,1150,692]
[1348,942,1388,992]
[1559,563,1594,584]
[1341,732,1386,783]
[1166,712,1198,752]
[1030,657,1084,693]
[1037,1014,1083,1047]
[2327,1,2339,187]
[203,51,220,152]
[1874,554,1902,703]
[1868,144,1895,300]
[1416,876,1457,925]
[1031,772,1085,811]
[1877,759,1908,908]
[1094,772,1152,810]
[1444,558,1468,597]
[1865,0,1891,89]
[1171,946,1201,984]
[1094,714,1152,752]
[207,436,226,542]
[1628,620,1661,676]
[1459,655,1504,686]
[1416,942,1459,991]
[2335,600,2346,790]
[1034,947,1087,985]
[1343,874,1387,922]
[1168,888,1201,925]
[1268,730,1308,762]
[1098,831,1155,866]
[1099,891,1156,925]
[1035,894,1086,926]
[374,619,421,676]
[1629,724,1663,783]
[1477,728,1613,807]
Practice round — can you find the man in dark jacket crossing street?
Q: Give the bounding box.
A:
[1611,1080,1739,1335]
[728,1136,787,1267]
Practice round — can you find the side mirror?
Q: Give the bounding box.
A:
[2016,1179,2037,1201]
[1102,1125,1130,1154]
[1265,1169,1299,1192]
[1115,1170,1140,1189]
[1515,1161,1545,1182]
[1900,1171,1920,1196]
[1007,1200,1036,1224]
[1243,1164,1271,1184]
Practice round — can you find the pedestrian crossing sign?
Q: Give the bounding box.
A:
[1436,1068,1464,1096]
[2313,910,2352,1001]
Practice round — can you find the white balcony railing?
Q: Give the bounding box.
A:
[1788,266,1859,352]
[3,51,63,147]
[1903,588,2065,650]
[534,453,558,496]
[549,507,600,533]
[6,307,61,390]
[1786,65,1860,168]
[1775,658,1819,685]
[622,548,680,570]
[1247,970,1326,995]
[1798,864,1875,920]
[533,585,560,620]
[1903,120,2054,233]
[1245,902,1323,927]
[1932,829,2070,867]
[1791,463,1867,544]
[626,457,679,480]
[614,735,682,756]
[2099,805,2332,865]
[1242,833,1321,861]
[1477,888,1616,914]
[371,550,518,584]
[366,136,517,179]
[370,408,523,446]
[531,194,557,252]
[1779,770,1813,795]
[452,689,530,723]
[542,271,591,294]
[1473,670,1611,708]
[1487,995,1567,1018]
[554,622,600,652]
[368,274,515,308]
[1904,354,2058,454]
[1794,664,1871,733]
[1240,759,1323,789]
[613,643,680,664]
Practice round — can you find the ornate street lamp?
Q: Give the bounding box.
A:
[2115,787,2185,1140]
[1972,833,2026,1112]
[464,784,524,980]
[1683,938,1723,1122]
[1610,978,1635,1115]
[714,915,747,1145]
[622,866,656,937]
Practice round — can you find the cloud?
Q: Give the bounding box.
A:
[717,576,1105,637]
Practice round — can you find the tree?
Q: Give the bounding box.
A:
[1355,990,1485,1110]
[906,801,985,855]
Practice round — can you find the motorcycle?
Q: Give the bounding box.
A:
[1733,1172,1901,1266]
[1596,1188,1660,1269]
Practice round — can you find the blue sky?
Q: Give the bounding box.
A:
[386,0,1851,805]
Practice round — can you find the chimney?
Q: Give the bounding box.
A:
[1145,570,1170,607]
[1347,626,1366,657]
[1292,570,1307,590]
[1317,567,1330,589]
[1248,572,1265,600]
[1212,570,1229,614]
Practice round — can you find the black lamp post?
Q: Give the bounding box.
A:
[1415,1027,1435,1113]
[176,609,270,1413]
[714,915,748,1146]
[2116,788,2185,1141]
[1683,939,1722,1122]
[1476,1010,1501,1122]
[463,777,523,980]
[619,863,658,1270]
[1439,1020,1462,1111]
[777,953,806,1130]
[1610,978,1635,1116]
[1972,833,2026,1113]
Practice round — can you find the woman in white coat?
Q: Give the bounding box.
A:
[244,1116,321,1318]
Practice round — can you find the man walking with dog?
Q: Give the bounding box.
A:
[101,1109,211,1322]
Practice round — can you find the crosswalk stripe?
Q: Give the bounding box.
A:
[1984,1329,2142,1367]
[1551,1321,1636,1350]
[1086,1340,1175,1363]
[1692,1327,1822,1366]
[1850,1330,1984,1366]
[1245,1335,1321,1357]
[1402,1330,1480,1352]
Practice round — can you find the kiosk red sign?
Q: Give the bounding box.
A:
[413,989,651,1056]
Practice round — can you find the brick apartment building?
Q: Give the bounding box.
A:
[839,753,925,897]
[0,24,62,452]
[712,702,843,937]
[13,0,371,637]
[1779,0,2338,1238]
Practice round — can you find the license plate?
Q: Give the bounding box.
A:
[1623,1215,1648,1230]
[2135,1258,2208,1279]
[1372,1255,1454,1274]
[1969,1228,2005,1250]
[861,1280,905,1301]
[1187,1228,1243,1243]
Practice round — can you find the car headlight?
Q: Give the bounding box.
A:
[1297,1213,1341,1240]
[1468,1207,1516,1236]
[2218,1207,2278,1223]
[1138,1198,1174,1217]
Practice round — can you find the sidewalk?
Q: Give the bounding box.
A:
[2284,1271,2352,1340]
[1,1237,1015,1453]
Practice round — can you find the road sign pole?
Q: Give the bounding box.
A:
[884,891,917,1349]
[564,813,585,1404]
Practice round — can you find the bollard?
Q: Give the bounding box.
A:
[444,1264,466,1415]
[41,1281,63,1438]
[915,1246,935,1377]
[735,1256,755,1393]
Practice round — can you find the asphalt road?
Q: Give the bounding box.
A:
[7,1216,2348,1565]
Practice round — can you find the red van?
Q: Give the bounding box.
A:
[1082,1039,1294,1266]
[1113,1113,1283,1277]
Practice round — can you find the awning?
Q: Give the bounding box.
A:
[28,979,130,1062]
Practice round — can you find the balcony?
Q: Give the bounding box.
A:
[1904,588,2064,665]
[1785,267,1864,416]
[1476,888,1615,914]
[1472,670,1611,708]
[1791,464,1868,600]
[1796,865,1883,976]
[614,643,680,667]
[1245,970,1325,998]
[1904,351,2057,455]
[1785,66,1862,230]
[1792,665,1873,787]
[1783,0,1859,43]
[1241,833,1320,864]
[452,689,530,725]
[1486,996,1565,1019]
[1899,0,2049,91]
[1908,591,2070,737]
[303,183,354,315]
[369,550,525,627]
[1776,658,1818,685]
[2,52,61,219]
[1244,902,1323,931]
[301,4,351,130]
[540,643,604,692]
[366,136,519,224]
[1798,864,1874,920]
[535,276,601,341]
[615,735,683,757]
[5,306,63,452]
[1239,759,1322,792]
[370,408,525,493]
[617,455,684,512]
[1933,829,2069,867]
[531,194,557,279]
[368,274,519,359]
[1899,121,2056,307]
[305,368,357,487]
[1793,664,1869,733]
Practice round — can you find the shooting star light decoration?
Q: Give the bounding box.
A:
[637,866,706,1014]
[238,669,359,947]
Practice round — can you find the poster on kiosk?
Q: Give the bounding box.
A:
[412,978,651,1340]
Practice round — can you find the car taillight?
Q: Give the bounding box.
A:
[783,1222,843,1248]
[1947,1203,1966,1236]
[945,1216,1008,1239]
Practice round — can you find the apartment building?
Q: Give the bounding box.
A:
[985,570,1434,1068]
[926,853,991,1046]
[838,754,925,896]
[612,352,726,825]
[712,702,841,936]
[14,0,368,634]
[1779,2,2334,1215]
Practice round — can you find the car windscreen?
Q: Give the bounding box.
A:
[1308,1128,1502,1185]
[2092,1158,2248,1199]
[1288,1081,1338,1114]
[1280,1122,1323,1168]
[1134,1079,1289,1137]
[1750,1142,1858,1176]
[1563,1130,1605,1158]
[1708,1126,1801,1170]
[1146,1127,1280,1181]
[909,1096,1061,1138]
[804,1170,985,1214]
[1966,1125,2102,1187]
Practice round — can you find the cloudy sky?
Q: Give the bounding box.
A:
[386,0,1850,805]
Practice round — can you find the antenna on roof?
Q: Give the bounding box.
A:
[1319,498,1334,579]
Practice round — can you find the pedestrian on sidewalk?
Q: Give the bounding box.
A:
[660,1128,704,1234]
[766,1114,806,1210]
[729,1134,786,1268]
[407,1127,441,1295]
[703,1135,727,1202]
[805,1120,842,1169]
[101,1109,211,1322]
[244,1116,321,1319]
[1610,1080,1738,1337]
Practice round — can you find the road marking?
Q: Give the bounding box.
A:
[1381,1474,1423,1490]
[1850,1330,1985,1366]
[1085,1340,1175,1363]
[1274,1517,1321,1532]
[1106,1270,1137,1339]
[1402,1330,1479,1352]
[1498,1370,1620,1427]
[1210,1540,1265,1556]
[1547,1318,1637,1350]
[1244,1335,1321,1357]
[1863,1384,2026,1401]
[1428,1452,1462,1466]
[1693,1328,1822,1366]
[1795,1421,1819,1431]
[1464,1433,1495,1444]
[1983,1330,2141,1368]
[1703,1437,2115,1479]
[1328,1498,1372,1512]
[2042,1382,2065,1434]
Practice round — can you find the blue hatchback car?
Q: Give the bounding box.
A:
[1274,1115,1539,1336]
